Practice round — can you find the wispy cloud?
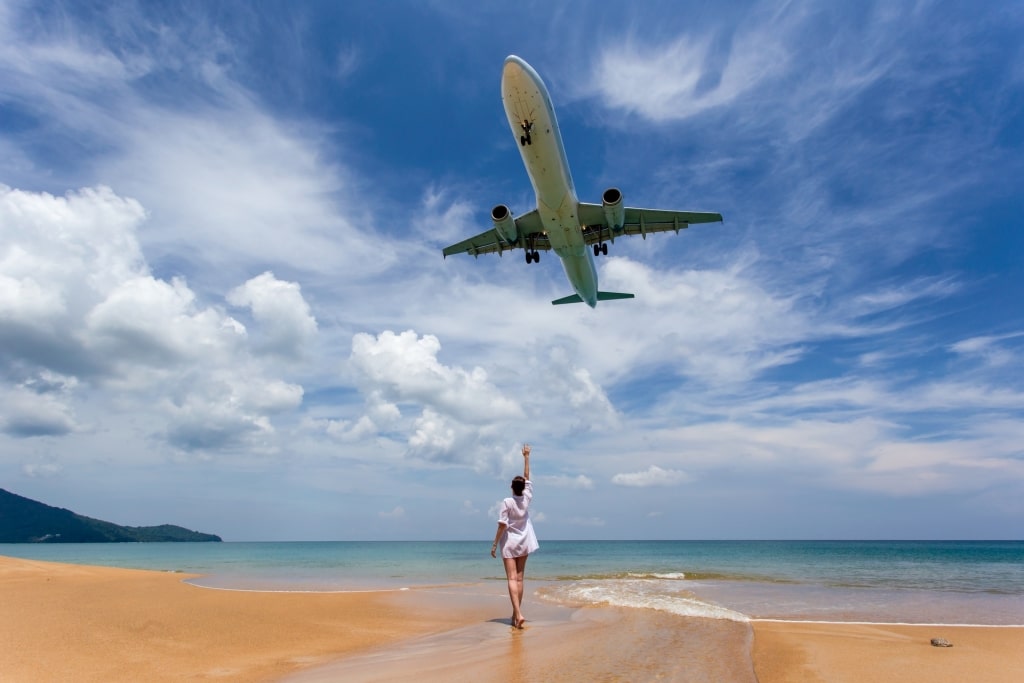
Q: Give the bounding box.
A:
[540,474,595,490]
[612,465,691,488]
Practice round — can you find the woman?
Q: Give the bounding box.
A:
[490,443,539,629]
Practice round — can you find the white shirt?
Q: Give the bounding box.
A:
[498,480,539,559]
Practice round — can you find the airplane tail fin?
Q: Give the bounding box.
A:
[551,291,635,306]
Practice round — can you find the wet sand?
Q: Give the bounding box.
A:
[283,596,756,683]
[3,555,1022,682]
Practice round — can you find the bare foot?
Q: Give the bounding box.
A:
[515,616,526,629]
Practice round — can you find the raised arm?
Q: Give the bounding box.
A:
[522,443,531,480]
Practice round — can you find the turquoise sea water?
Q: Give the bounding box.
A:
[3,540,1022,625]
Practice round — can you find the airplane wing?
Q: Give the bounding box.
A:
[442,210,548,258]
[577,203,722,244]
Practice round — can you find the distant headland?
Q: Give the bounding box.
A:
[0,488,222,543]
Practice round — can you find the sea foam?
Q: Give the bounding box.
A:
[540,578,750,622]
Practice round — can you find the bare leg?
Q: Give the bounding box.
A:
[514,555,528,627]
[503,556,523,626]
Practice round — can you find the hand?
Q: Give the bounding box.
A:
[490,544,497,558]
[522,443,531,457]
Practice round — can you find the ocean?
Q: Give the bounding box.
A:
[2,540,1022,626]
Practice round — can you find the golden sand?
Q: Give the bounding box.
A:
[0,555,485,682]
[752,620,1024,683]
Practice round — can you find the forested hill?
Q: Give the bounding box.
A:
[0,488,222,543]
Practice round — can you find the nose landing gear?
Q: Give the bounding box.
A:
[519,120,533,146]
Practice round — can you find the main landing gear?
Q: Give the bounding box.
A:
[593,242,608,256]
[525,249,540,263]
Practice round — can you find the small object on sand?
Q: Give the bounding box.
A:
[930,637,953,647]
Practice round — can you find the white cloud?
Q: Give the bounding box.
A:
[21,461,62,478]
[0,7,396,293]
[0,384,79,438]
[343,330,529,467]
[950,332,1024,368]
[585,257,810,384]
[586,6,796,122]
[567,516,605,527]
[227,272,317,358]
[540,474,595,490]
[612,465,691,488]
[85,275,246,369]
[349,330,522,423]
[379,506,405,520]
[0,184,308,454]
[847,277,961,316]
[414,187,477,244]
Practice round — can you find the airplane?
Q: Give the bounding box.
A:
[442,55,723,307]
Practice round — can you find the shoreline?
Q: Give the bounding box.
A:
[2,555,1022,682]
[754,618,1024,627]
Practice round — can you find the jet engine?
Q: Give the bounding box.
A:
[491,204,518,244]
[602,188,625,232]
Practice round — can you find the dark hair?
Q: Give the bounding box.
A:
[511,476,526,496]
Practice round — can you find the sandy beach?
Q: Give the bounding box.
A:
[752,620,1024,683]
[0,555,488,682]
[2,555,1022,682]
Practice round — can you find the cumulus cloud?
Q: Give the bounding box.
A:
[349,331,521,422]
[86,276,247,370]
[0,184,308,454]
[0,371,80,438]
[0,384,79,437]
[612,465,691,488]
[227,272,318,358]
[1,185,146,368]
[343,330,526,467]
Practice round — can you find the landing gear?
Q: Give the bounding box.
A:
[519,120,533,146]
[525,249,540,264]
[593,242,608,256]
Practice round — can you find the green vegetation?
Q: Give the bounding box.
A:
[0,488,221,543]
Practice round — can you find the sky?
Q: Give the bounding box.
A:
[1,0,1022,541]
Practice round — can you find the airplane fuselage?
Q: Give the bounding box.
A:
[501,56,599,307]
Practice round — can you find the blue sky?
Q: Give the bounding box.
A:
[1,0,1022,541]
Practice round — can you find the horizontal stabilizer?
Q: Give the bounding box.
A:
[551,291,636,305]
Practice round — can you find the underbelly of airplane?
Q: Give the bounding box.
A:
[538,193,585,256]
